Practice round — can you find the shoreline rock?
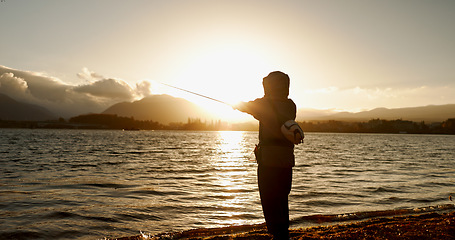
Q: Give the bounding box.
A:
[110,211,455,240]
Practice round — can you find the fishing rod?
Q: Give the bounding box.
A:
[157,81,233,107]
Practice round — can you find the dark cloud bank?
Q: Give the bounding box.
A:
[0,65,152,118]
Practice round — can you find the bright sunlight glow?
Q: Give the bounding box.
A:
[161,43,275,122]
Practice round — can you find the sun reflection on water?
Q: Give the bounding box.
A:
[214,130,247,186]
[217,131,245,157]
[211,131,258,226]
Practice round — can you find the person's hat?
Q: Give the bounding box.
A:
[263,71,290,98]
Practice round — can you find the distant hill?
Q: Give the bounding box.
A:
[296,108,335,120]
[298,104,455,123]
[102,94,213,124]
[0,93,56,121]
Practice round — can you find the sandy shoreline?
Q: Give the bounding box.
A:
[110,210,454,240]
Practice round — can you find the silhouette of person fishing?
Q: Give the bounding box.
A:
[158,72,302,239]
[234,71,298,240]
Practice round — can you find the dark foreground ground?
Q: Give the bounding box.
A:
[110,211,455,240]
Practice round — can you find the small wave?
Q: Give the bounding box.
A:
[43,210,120,223]
[374,196,408,204]
[115,212,162,221]
[370,186,405,193]
[107,150,123,155]
[422,181,455,187]
[126,151,147,155]
[85,183,132,189]
[303,199,355,207]
[0,190,34,195]
[83,215,120,223]
[290,204,455,225]
[411,196,446,204]
[131,189,165,195]
[45,211,80,219]
[101,161,125,166]
[70,164,97,168]
[211,194,236,200]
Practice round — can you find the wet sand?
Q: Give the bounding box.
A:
[111,210,454,240]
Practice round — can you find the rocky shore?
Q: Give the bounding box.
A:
[110,211,454,240]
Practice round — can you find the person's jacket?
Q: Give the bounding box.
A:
[236,97,296,167]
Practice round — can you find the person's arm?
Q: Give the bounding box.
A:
[233,102,250,114]
[233,99,263,120]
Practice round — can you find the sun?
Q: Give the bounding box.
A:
[167,44,274,121]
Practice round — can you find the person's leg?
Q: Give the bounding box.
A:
[258,165,292,239]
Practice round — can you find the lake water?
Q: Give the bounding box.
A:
[1,129,454,239]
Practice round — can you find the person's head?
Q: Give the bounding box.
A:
[262,71,290,99]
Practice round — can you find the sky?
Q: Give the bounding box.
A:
[1,0,454,120]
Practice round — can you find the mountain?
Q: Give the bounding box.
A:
[0,93,56,121]
[296,108,336,120]
[298,104,455,123]
[102,94,213,124]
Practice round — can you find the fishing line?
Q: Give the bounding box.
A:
[156,81,232,107]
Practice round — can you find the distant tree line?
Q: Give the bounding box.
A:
[66,114,257,131]
[298,118,455,134]
[1,114,455,134]
[68,114,164,130]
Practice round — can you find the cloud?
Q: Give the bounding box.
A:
[74,78,135,99]
[0,65,152,118]
[74,68,152,99]
[0,67,70,103]
[75,67,137,99]
[0,72,29,97]
[76,67,104,82]
[136,80,152,97]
